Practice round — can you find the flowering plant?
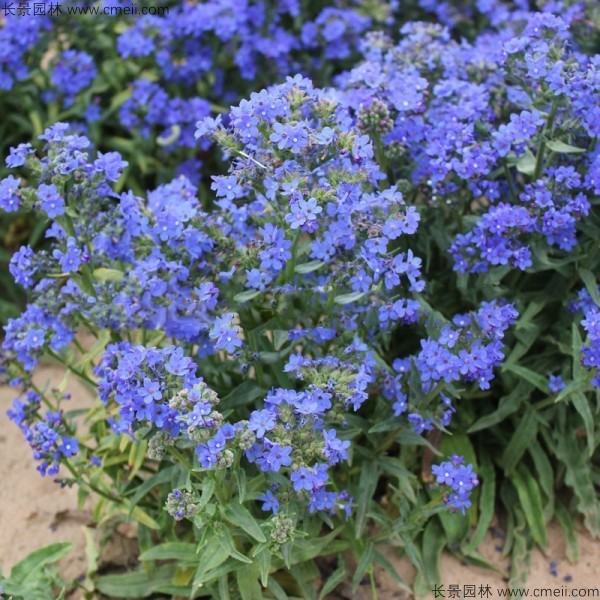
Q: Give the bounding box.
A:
[1,2,600,598]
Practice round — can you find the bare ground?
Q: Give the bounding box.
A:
[1,366,598,598]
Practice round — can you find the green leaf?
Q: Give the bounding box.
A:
[258,347,293,365]
[128,465,178,509]
[501,410,538,475]
[351,543,374,590]
[555,430,600,536]
[129,506,160,530]
[511,465,548,548]
[555,502,579,563]
[368,419,402,433]
[156,124,181,146]
[440,432,477,470]
[193,538,231,587]
[463,453,496,554]
[528,442,554,516]
[73,329,111,368]
[355,463,379,538]
[222,503,267,543]
[379,456,414,481]
[579,268,600,308]
[235,469,247,503]
[398,531,425,573]
[222,381,265,409]
[287,530,348,565]
[219,534,253,564]
[572,391,595,456]
[266,577,290,600]
[515,300,546,332]
[515,150,536,175]
[503,364,548,393]
[96,567,175,597]
[234,290,261,303]
[333,291,365,305]
[421,520,445,586]
[219,575,231,600]
[436,502,469,547]
[509,506,531,588]
[468,382,528,432]
[256,548,271,587]
[546,140,586,154]
[295,260,325,274]
[272,329,290,351]
[198,477,216,511]
[83,527,99,582]
[318,557,348,599]
[10,543,73,584]
[92,267,124,282]
[572,321,584,379]
[140,542,198,562]
[29,110,44,137]
[236,564,262,600]
[373,550,412,595]
[395,430,443,455]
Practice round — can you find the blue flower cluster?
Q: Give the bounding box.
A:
[338,12,598,274]
[0,68,507,519]
[8,391,78,476]
[570,288,600,389]
[116,1,381,84]
[0,12,49,90]
[96,344,204,436]
[49,50,97,108]
[432,455,479,514]
[382,301,518,433]
[11,5,600,516]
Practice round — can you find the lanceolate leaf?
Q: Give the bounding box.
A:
[501,410,539,475]
[463,451,495,554]
[546,140,586,154]
[511,465,548,548]
[222,503,267,543]
[555,430,600,537]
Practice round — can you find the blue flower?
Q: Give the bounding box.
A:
[270,122,309,153]
[38,183,65,218]
[257,489,280,514]
[248,409,276,438]
[209,313,243,354]
[94,152,128,182]
[285,197,322,230]
[263,443,292,471]
[140,378,162,404]
[0,175,21,212]
[52,238,83,273]
[6,143,33,168]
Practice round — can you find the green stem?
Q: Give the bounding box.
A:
[168,446,194,471]
[533,99,559,180]
[503,161,518,203]
[284,232,301,282]
[369,568,379,600]
[564,236,600,294]
[72,337,86,355]
[47,349,97,387]
[62,459,123,504]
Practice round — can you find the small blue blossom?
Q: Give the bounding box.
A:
[285,197,322,230]
[38,183,65,218]
[549,374,565,393]
[0,175,21,212]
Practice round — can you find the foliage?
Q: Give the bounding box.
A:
[0,543,72,600]
[1,1,600,598]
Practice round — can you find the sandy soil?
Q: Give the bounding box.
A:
[1,366,598,598]
[0,365,95,584]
